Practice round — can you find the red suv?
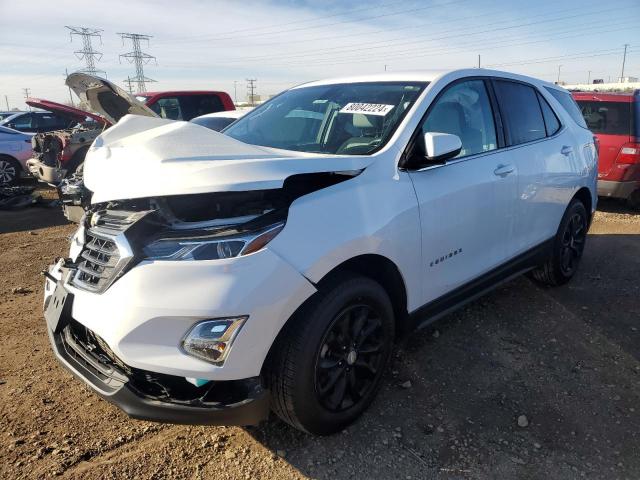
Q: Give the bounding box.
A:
[573,90,640,208]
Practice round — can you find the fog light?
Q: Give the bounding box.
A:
[181,317,247,364]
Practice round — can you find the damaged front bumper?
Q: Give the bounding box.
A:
[44,268,269,425]
[26,158,66,185]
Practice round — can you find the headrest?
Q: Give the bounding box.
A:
[353,113,375,129]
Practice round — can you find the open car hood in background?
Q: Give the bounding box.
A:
[25,98,109,126]
[84,115,374,203]
[66,73,158,125]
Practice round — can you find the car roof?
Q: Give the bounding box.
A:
[294,68,560,90]
[139,91,228,97]
[571,91,637,102]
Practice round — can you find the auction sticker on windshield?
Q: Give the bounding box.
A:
[339,103,395,116]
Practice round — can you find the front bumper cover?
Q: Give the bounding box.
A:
[45,275,270,426]
[26,158,66,185]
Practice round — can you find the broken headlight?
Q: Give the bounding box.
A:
[143,222,284,261]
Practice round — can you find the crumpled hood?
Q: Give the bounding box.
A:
[84,115,375,203]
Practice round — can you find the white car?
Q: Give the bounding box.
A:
[0,126,34,185]
[190,109,251,132]
[43,69,597,435]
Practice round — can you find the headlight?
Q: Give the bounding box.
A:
[181,317,247,364]
[143,222,284,261]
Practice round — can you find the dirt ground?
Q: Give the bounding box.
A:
[1,187,639,480]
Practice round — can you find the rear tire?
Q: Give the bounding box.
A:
[267,273,395,435]
[628,189,640,211]
[0,156,20,186]
[531,199,587,286]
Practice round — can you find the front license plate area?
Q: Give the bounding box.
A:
[45,281,73,333]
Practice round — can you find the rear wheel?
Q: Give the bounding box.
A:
[268,274,394,435]
[531,199,587,286]
[628,189,640,211]
[0,156,20,186]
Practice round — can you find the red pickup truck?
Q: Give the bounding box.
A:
[572,90,640,209]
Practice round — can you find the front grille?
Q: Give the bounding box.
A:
[73,232,120,291]
[70,210,147,293]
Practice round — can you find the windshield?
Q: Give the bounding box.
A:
[225,82,427,155]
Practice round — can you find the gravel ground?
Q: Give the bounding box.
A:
[0,191,638,480]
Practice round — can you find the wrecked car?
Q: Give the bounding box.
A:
[26,98,112,185]
[43,70,597,435]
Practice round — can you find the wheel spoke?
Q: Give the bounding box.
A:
[356,320,379,347]
[351,307,367,338]
[354,358,377,376]
[318,367,344,395]
[327,371,348,409]
[358,341,383,355]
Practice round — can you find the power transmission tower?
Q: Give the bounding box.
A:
[65,26,105,76]
[621,43,629,80]
[246,78,257,106]
[119,33,157,93]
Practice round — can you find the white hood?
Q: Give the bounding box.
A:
[84,115,375,203]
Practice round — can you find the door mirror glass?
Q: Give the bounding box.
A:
[423,132,462,162]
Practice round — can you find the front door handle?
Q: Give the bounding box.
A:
[494,164,515,177]
[561,145,574,156]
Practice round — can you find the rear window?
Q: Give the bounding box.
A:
[575,100,631,136]
[545,88,588,129]
[179,95,225,121]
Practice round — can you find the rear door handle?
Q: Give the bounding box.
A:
[561,145,574,156]
[494,164,515,177]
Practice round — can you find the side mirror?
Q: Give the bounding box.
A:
[423,132,462,163]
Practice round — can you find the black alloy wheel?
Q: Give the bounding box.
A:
[559,211,586,276]
[315,304,385,412]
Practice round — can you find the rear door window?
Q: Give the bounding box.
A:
[494,80,546,146]
[575,100,631,135]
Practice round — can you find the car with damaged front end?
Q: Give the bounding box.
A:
[43,70,597,434]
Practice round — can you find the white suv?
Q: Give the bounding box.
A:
[43,69,597,435]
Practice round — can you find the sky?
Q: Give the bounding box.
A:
[0,0,638,109]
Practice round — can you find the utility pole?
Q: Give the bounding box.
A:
[587,70,591,85]
[22,88,31,110]
[64,68,75,106]
[119,32,157,93]
[4,95,9,111]
[66,26,105,76]
[234,80,238,104]
[246,78,257,106]
[621,43,629,81]
[478,55,481,68]
[384,64,388,71]
[557,65,562,84]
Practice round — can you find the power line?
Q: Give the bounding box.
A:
[228,5,634,65]
[65,26,105,76]
[119,33,157,93]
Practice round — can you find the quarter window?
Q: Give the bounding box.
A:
[545,87,588,129]
[537,93,561,136]
[494,80,546,146]
[421,79,497,158]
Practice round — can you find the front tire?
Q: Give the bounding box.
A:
[531,198,588,286]
[268,273,395,435]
